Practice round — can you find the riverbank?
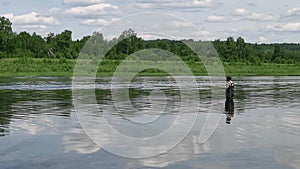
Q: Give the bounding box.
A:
[1,58,300,76]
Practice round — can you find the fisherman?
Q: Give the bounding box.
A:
[225,76,234,124]
[225,76,234,101]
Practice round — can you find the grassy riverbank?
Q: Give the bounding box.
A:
[0,58,300,76]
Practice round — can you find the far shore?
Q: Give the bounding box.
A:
[1,58,300,77]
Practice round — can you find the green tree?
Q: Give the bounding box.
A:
[117,28,143,56]
[236,37,248,60]
[225,37,237,62]
[213,39,226,61]
[0,17,14,57]
[14,32,47,58]
[48,30,74,59]
[272,45,285,62]
[29,32,47,58]
[45,32,56,58]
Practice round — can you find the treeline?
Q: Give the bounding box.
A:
[1,16,300,64]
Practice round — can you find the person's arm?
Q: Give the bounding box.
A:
[226,81,233,88]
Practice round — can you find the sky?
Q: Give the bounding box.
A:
[1,0,300,43]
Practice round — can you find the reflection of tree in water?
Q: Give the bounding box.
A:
[0,90,13,137]
[0,113,11,136]
[0,89,73,137]
[234,84,246,114]
[237,77,300,110]
[95,89,112,104]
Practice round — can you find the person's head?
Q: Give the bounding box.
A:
[226,76,232,82]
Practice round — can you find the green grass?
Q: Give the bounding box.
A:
[0,58,299,77]
[0,58,75,76]
[223,62,300,76]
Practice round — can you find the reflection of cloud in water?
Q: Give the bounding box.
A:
[275,146,300,169]
[63,126,100,154]
[2,76,300,168]
[233,114,265,144]
[278,111,300,136]
[130,135,212,168]
[233,122,263,144]
[9,100,102,155]
[274,110,300,169]
[12,118,56,135]
[11,113,60,135]
[229,108,300,169]
[9,100,68,135]
[64,109,214,167]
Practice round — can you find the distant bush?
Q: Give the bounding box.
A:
[0,51,6,59]
[15,49,35,58]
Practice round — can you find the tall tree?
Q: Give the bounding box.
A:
[0,17,14,57]
[117,28,143,55]
[272,45,285,62]
[236,37,247,59]
[225,37,237,62]
[29,32,46,58]
[50,30,73,58]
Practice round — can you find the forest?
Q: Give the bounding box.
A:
[1,16,300,65]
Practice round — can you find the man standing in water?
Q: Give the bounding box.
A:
[225,76,234,124]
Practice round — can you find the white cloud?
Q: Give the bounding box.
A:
[134,0,219,10]
[200,30,211,36]
[17,25,48,30]
[134,3,154,10]
[266,22,300,32]
[168,21,192,28]
[186,0,216,8]
[49,7,61,13]
[231,9,274,22]
[245,13,274,21]
[287,7,300,16]
[63,0,105,6]
[259,36,268,42]
[191,30,213,39]
[220,29,240,39]
[12,24,49,37]
[2,13,13,20]
[206,15,228,22]
[233,8,249,16]
[65,3,119,16]
[80,18,108,26]
[3,12,59,25]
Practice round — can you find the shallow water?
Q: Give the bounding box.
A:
[0,76,299,169]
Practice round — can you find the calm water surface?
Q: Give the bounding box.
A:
[0,76,299,169]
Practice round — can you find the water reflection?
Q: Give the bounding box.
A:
[225,99,234,124]
[277,111,300,137]
[275,146,300,169]
[0,82,72,137]
[235,76,300,110]
[0,90,14,137]
[0,76,299,169]
[63,116,101,154]
[0,112,10,137]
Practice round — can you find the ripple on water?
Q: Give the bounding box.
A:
[275,146,300,169]
[278,111,300,137]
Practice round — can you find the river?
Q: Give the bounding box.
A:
[0,76,299,169]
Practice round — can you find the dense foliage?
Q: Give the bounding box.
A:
[1,16,300,65]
